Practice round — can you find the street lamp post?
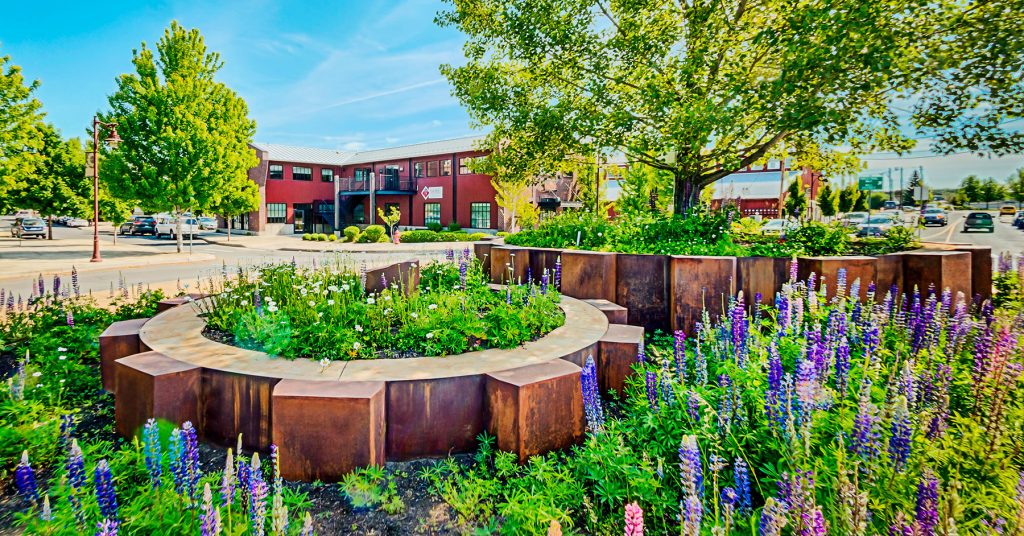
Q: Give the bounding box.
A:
[90,116,121,263]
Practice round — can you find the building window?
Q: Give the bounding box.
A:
[269,165,283,179]
[471,202,491,229]
[321,168,334,182]
[459,157,480,175]
[352,203,365,223]
[267,203,287,224]
[441,159,452,176]
[354,168,369,181]
[424,203,441,226]
[292,166,312,181]
[427,160,438,177]
[414,162,424,178]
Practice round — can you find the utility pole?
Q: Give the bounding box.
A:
[369,171,376,225]
[899,167,905,209]
[778,158,787,218]
[594,150,601,213]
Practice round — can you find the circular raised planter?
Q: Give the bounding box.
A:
[112,292,618,481]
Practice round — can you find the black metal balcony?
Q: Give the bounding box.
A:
[337,176,417,194]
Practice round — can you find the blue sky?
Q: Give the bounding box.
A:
[2,0,1021,188]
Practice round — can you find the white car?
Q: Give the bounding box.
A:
[843,212,869,227]
[857,214,899,236]
[761,219,798,235]
[155,217,201,239]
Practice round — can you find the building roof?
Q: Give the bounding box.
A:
[252,135,487,167]
[712,170,801,200]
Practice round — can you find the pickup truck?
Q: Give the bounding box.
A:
[155,217,201,239]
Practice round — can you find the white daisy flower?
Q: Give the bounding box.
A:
[426,332,434,339]
[355,325,363,332]
[353,341,362,350]
[428,304,438,310]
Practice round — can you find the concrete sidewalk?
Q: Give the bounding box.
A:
[0,237,215,281]
[200,232,483,254]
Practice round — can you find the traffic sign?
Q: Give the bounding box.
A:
[858,176,883,191]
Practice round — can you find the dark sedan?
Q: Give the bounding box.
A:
[963,212,994,233]
[919,208,948,227]
[119,216,157,236]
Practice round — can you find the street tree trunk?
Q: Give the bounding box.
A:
[672,172,702,216]
[175,210,183,253]
[112,225,118,245]
[47,215,53,240]
[225,215,232,241]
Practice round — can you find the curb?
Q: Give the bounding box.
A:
[0,252,218,282]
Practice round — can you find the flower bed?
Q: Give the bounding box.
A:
[196,254,564,360]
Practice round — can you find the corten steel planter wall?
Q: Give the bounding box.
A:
[737,257,789,309]
[797,256,877,301]
[108,269,636,482]
[559,250,618,302]
[489,246,530,284]
[952,245,992,300]
[474,241,494,276]
[526,248,563,284]
[365,261,420,294]
[670,256,737,336]
[874,253,905,298]
[616,254,670,331]
[901,250,972,299]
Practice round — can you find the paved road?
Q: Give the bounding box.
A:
[0,224,445,299]
[915,209,1024,259]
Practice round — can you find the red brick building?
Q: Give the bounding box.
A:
[710,161,822,218]
[234,135,507,235]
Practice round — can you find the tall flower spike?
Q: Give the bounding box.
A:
[143,419,162,488]
[645,371,659,412]
[94,459,118,521]
[182,421,201,499]
[15,450,39,506]
[624,502,644,536]
[300,512,314,536]
[249,453,269,536]
[733,458,751,515]
[580,355,604,431]
[201,483,220,536]
[888,396,913,472]
[96,519,119,536]
[222,449,236,507]
[915,472,939,535]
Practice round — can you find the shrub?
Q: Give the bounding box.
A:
[496,231,510,237]
[853,224,920,255]
[447,221,462,232]
[358,225,387,243]
[328,233,337,241]
[400,230,442,243]
[344,226,360,242]
[301,233,311,241]
[505,211,613,250]
[426,222,444,233]
[468,232,488,241]
[784,221,851,256]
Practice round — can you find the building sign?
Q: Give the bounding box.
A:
[858,176,883,191]
[420,186,443,200]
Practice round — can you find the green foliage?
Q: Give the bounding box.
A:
[447,221,462,232]
[853,224,921,255]
[341,466,406,515]
[343,225,360,242]
[327,233,337,241]
[781,221,851,256]
[103,22,259,253]
[817,182,838,218]
[0,49,45,213]
[869,192,889,210]
[357,225,386,243]
[837,185,860,213]
[505,211,614,250]
[399,230,487,243]
[378,205,401,236]
[784,178,808,220]
[14,125,90,223]
[197,258,563,360]
[980,177,1006,208]
[960,175,982,203]
[426,221,444,233]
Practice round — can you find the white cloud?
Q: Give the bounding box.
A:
[342,141,368,151]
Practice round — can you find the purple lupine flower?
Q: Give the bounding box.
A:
[776,293,790,334]
[686,390,700,421]
[915,472,939,535]
[15,451,39,506]
[681,495,702,536]
[254,287,263,316]
[624,502,644,536]
[779,470,824,535]
[660,373,675,407]
[673,330,686,382]
[37,274,44,297]
[753,292,763,323]
[250,454,269,536]
[59,414,74,453]
[17,294,22,311]
[645,371,659,412]
[733,458,751,515]
[721,486,737,526]
[270,444,283,494]
[300,512,314,536]
[0,289,5,312]
[888,396,913,472]
[694,329,707,385]
[458,258,469,289]
[237,456,252,509]
[731,293,749,368]
[526,265,532,285]
[221,449,236,507]
[94,460,118,521]
[678,435,704,498]
[998,251,1013,273]
[794,360,820,430]
[836,268,847,299]
[6,292,12,311]
[143,419,161,488]
[718,374,735,432]
[66,309,74,327]
[540,269,549,294]
[201,483,220,536]
[637,344,646,364]
[580,355,604,431]
[96,519,118,536]
[380,272,388,289]
[850,381,881,464]
[169,428,185,494]
[758,497,787,536]
[835,337,851,395]
[789,257,798,282]
[445,248,454,261]
[554,256,561,290]
[182,421,201,499]
[67,440,85,523]
[53,274,61,296]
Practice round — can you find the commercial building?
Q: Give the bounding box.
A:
[711,161,822,218]
[233,135,509,235]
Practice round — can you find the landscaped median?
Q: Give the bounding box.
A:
[475,241,991,333]
[98,258,649,481]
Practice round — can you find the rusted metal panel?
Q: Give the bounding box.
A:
[99,317,148,393]
[114,351,201,439]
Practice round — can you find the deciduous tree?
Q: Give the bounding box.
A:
[959,175,982,204]
[103,22,258,253]
[784,179,807,221]
[817,183,838,221]
[0,51,45,213]
[1007,168,1024,208]
[14,125,89,238]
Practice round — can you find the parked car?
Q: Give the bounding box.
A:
[120,216,157,236]
[155,217,201,239]
[198,216,217,230]
[12,217,46,238]
[857,214,899,236]
[761,219,797,235]
[65,217,89,228]
[883,201,899,210]
[1014,211,1024,228]
[1000,205,1017,216]
[843,212,870,227]
[919,208,948,227]
[964,212,995,233]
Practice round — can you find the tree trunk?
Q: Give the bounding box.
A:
[226,215,231,241]
[47,215,53,240]
[175,211,183,253]
[112,225,118,245]
[672,172,702,216]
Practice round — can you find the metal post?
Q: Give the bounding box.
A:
[91,117,102,262]
[369,172,376,225]
[333,176,340,236]
[899,167,905,209]
[778,159,787,218]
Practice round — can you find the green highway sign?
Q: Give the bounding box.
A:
[858,176,884,191]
